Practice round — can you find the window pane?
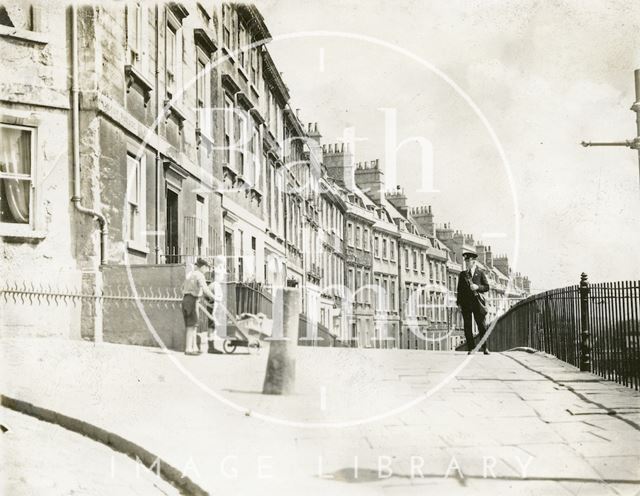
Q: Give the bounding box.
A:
[126,156,139,204]
[0,178,30,224]
[128,204,136,240]
[166,28,175,79]
[0,126,32,224]
[1,126,31,176]
[196,60,204,106]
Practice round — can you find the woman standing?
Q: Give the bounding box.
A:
[182,258,217,355]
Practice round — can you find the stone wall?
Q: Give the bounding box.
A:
[101,264,186,350]
[0,2,85,339]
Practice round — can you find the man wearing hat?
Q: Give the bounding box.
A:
[181,258,217,355]
[457,250,490,354]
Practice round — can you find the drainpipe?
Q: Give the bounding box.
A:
[71,4,108,265]
[155,4,161,263]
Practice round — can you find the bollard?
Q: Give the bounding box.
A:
[579,272,591,372]
[263,286,301,395]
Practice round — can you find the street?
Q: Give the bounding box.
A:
[1,337,639,495]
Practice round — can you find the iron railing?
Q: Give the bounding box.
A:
[487,274,640,390]
[0,280,273,342]
[589,280,640,388]
[232,282,273,319]
[163,217,218,264]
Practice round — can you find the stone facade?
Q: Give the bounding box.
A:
[0,1,532,350]
[0,1,82,338]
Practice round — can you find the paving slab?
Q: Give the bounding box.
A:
[0,406,179,496]
[1,338,639,495]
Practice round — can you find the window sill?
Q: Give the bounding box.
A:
[0,225,47,242]
[127,240,150,255]
[125,64,153,107]
[221,45,236,64]
[238,65,249,82]
[249,83,260,99]
[164,99,187,128]
[196,128,214,149]
[194,27,217,54]
[0,25,49,45]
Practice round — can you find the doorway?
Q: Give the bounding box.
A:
[166,189,179,263]
[224,229,233,280]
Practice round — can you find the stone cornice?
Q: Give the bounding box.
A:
[284,107,305,137]
[194,27,217,54]
[236,4,272,43]
[261,47,289,104]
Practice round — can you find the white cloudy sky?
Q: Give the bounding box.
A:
[257,0,640,291]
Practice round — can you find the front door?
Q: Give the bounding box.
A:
[166,189,179,263]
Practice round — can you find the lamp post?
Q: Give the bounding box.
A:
[581,68,640,190]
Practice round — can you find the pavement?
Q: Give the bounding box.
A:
[0,405,179,496]
[1,336,640,496]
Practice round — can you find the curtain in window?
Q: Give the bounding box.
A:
[0,127,30,223]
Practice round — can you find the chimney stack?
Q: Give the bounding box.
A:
[386,186,409,217]
[354,158,385,204]
[323,141,356,191]
[410,204,435,237]
[307,122,323,161]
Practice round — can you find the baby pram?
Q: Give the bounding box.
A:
[198,301,271,354]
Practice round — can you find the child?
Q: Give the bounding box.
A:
[182,258,217,355]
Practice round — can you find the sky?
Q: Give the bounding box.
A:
[256,0,640,291]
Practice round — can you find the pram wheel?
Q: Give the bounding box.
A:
[223,339,237,354]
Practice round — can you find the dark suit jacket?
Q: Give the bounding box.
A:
[457,267,490,314]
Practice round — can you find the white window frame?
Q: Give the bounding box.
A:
[222,3,231,50]
[250,46,259,86]
[126,152,147,253]
[223,94,234,168]
[196,49,212,140]
[165,11,182,101]
[126,3,141,66]
[238,21,247,70]
[196,195,208,256]
[247,123,259,188]
[233,109,246,176]
[0,122,43,238]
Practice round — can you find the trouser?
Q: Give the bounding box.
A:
[185,326,198,353]
[462,306,488,351]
